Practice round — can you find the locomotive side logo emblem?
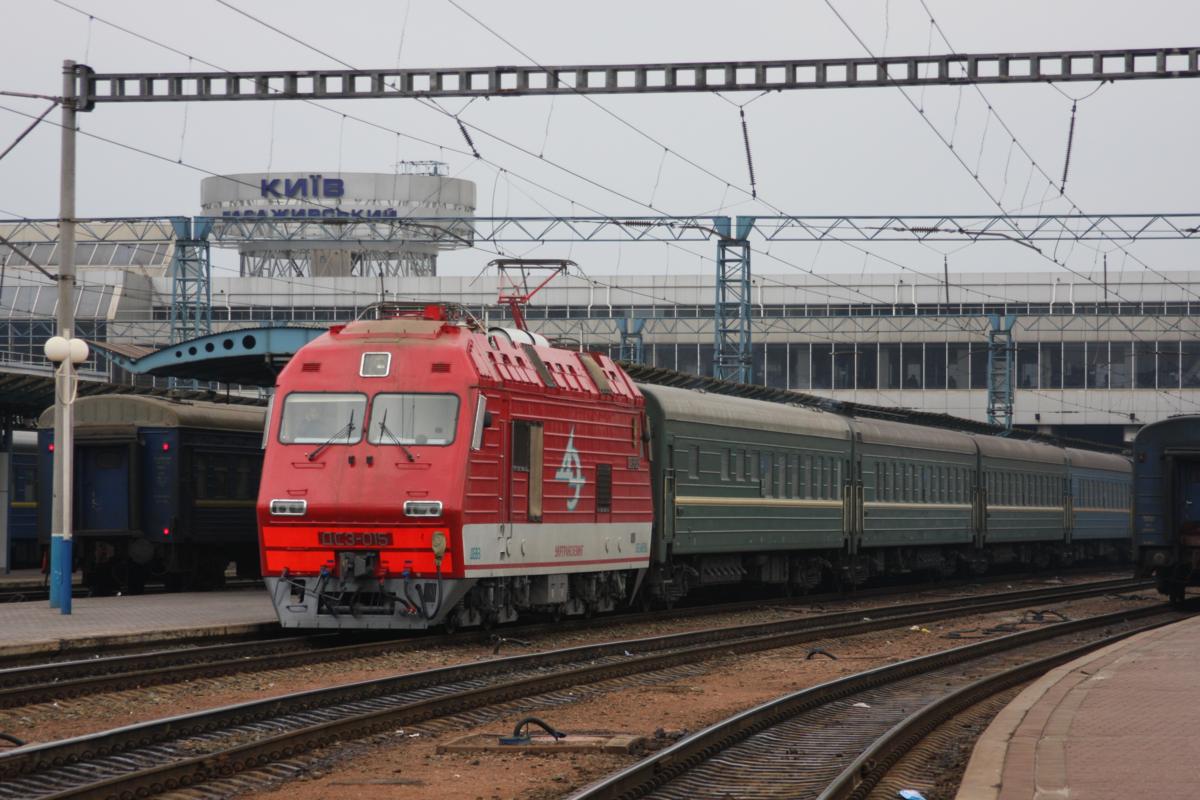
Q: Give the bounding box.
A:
[556,427,586,510]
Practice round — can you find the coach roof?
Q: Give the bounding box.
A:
[638,383,850,439]
[38,395,265,432]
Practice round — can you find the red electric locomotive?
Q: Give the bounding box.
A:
[258,303,654,629]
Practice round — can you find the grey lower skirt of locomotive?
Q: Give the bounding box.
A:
[36,396,266,594]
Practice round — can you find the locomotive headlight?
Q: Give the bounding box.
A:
[270,499,307,516]
[404,500,443,518]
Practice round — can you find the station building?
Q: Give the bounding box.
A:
[1,171,1197,446]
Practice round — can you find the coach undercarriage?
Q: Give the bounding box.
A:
[268,538,1126,629]
[644,541,1128,602]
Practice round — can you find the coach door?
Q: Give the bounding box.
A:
[1171,458,1200,545]
[77,443,134,534]
[844,436,864,555]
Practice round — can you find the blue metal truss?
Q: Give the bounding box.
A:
[987,314,1017,430]
[713,216,754,383]
[168,218,212,346]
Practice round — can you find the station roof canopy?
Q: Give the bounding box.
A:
[92,326,327,387]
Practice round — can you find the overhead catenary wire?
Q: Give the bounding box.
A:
[192,0,910,310]
[819,0,1173,307]
[50,0,1045,317]
[21,1,1150,317]
[1060,100,1077,194]
[908,0,1200,305]
[0,101,57,163]
[437,0,1051,309]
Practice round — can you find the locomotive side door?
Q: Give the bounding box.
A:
[508,417,544,525]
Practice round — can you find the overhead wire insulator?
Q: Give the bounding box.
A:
[1060,100,1077,194]
[457,118,480,158]
[739,108,757,199]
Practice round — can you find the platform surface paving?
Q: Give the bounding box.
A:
[0,588,277,657]
[958,613,1200,800]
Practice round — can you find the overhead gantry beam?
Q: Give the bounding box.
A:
[3,214,1199,253]
[73,47,1200,106]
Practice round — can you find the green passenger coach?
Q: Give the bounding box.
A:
[637,383,1129,602]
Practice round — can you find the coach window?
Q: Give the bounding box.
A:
[689,446,700,480]
[750,451,760,483]
[721,450,731,481]
[369,394,460,446]
[761,453,773,497]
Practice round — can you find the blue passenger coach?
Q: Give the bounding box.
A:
[3,431,38,571]
[1132,415,1200,601]
[37,396,266,594]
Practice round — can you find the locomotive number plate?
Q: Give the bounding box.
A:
[318,531,393,547]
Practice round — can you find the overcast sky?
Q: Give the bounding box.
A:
[1,0,1197,281]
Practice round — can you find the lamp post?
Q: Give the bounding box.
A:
[44,335,87,614]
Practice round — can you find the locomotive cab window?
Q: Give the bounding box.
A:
[368,394,460,446]
[360,352,391,377]
[279,392,366,444]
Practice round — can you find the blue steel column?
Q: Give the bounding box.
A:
[986,314,1016,430]
[712,216,754,384]
[617,315,645,364]
[169,217,213,346]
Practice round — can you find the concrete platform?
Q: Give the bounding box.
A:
[0,568,78,589]
[958,614,1200,800]
[0,587,278,659]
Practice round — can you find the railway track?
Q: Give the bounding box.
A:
[0,579,264,605]
[569,606,1182,800]
[0,576,1146,709]
[0,577,1155,799]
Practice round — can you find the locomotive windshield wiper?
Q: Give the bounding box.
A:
[377,408,417,462]
[306,410,356,462]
